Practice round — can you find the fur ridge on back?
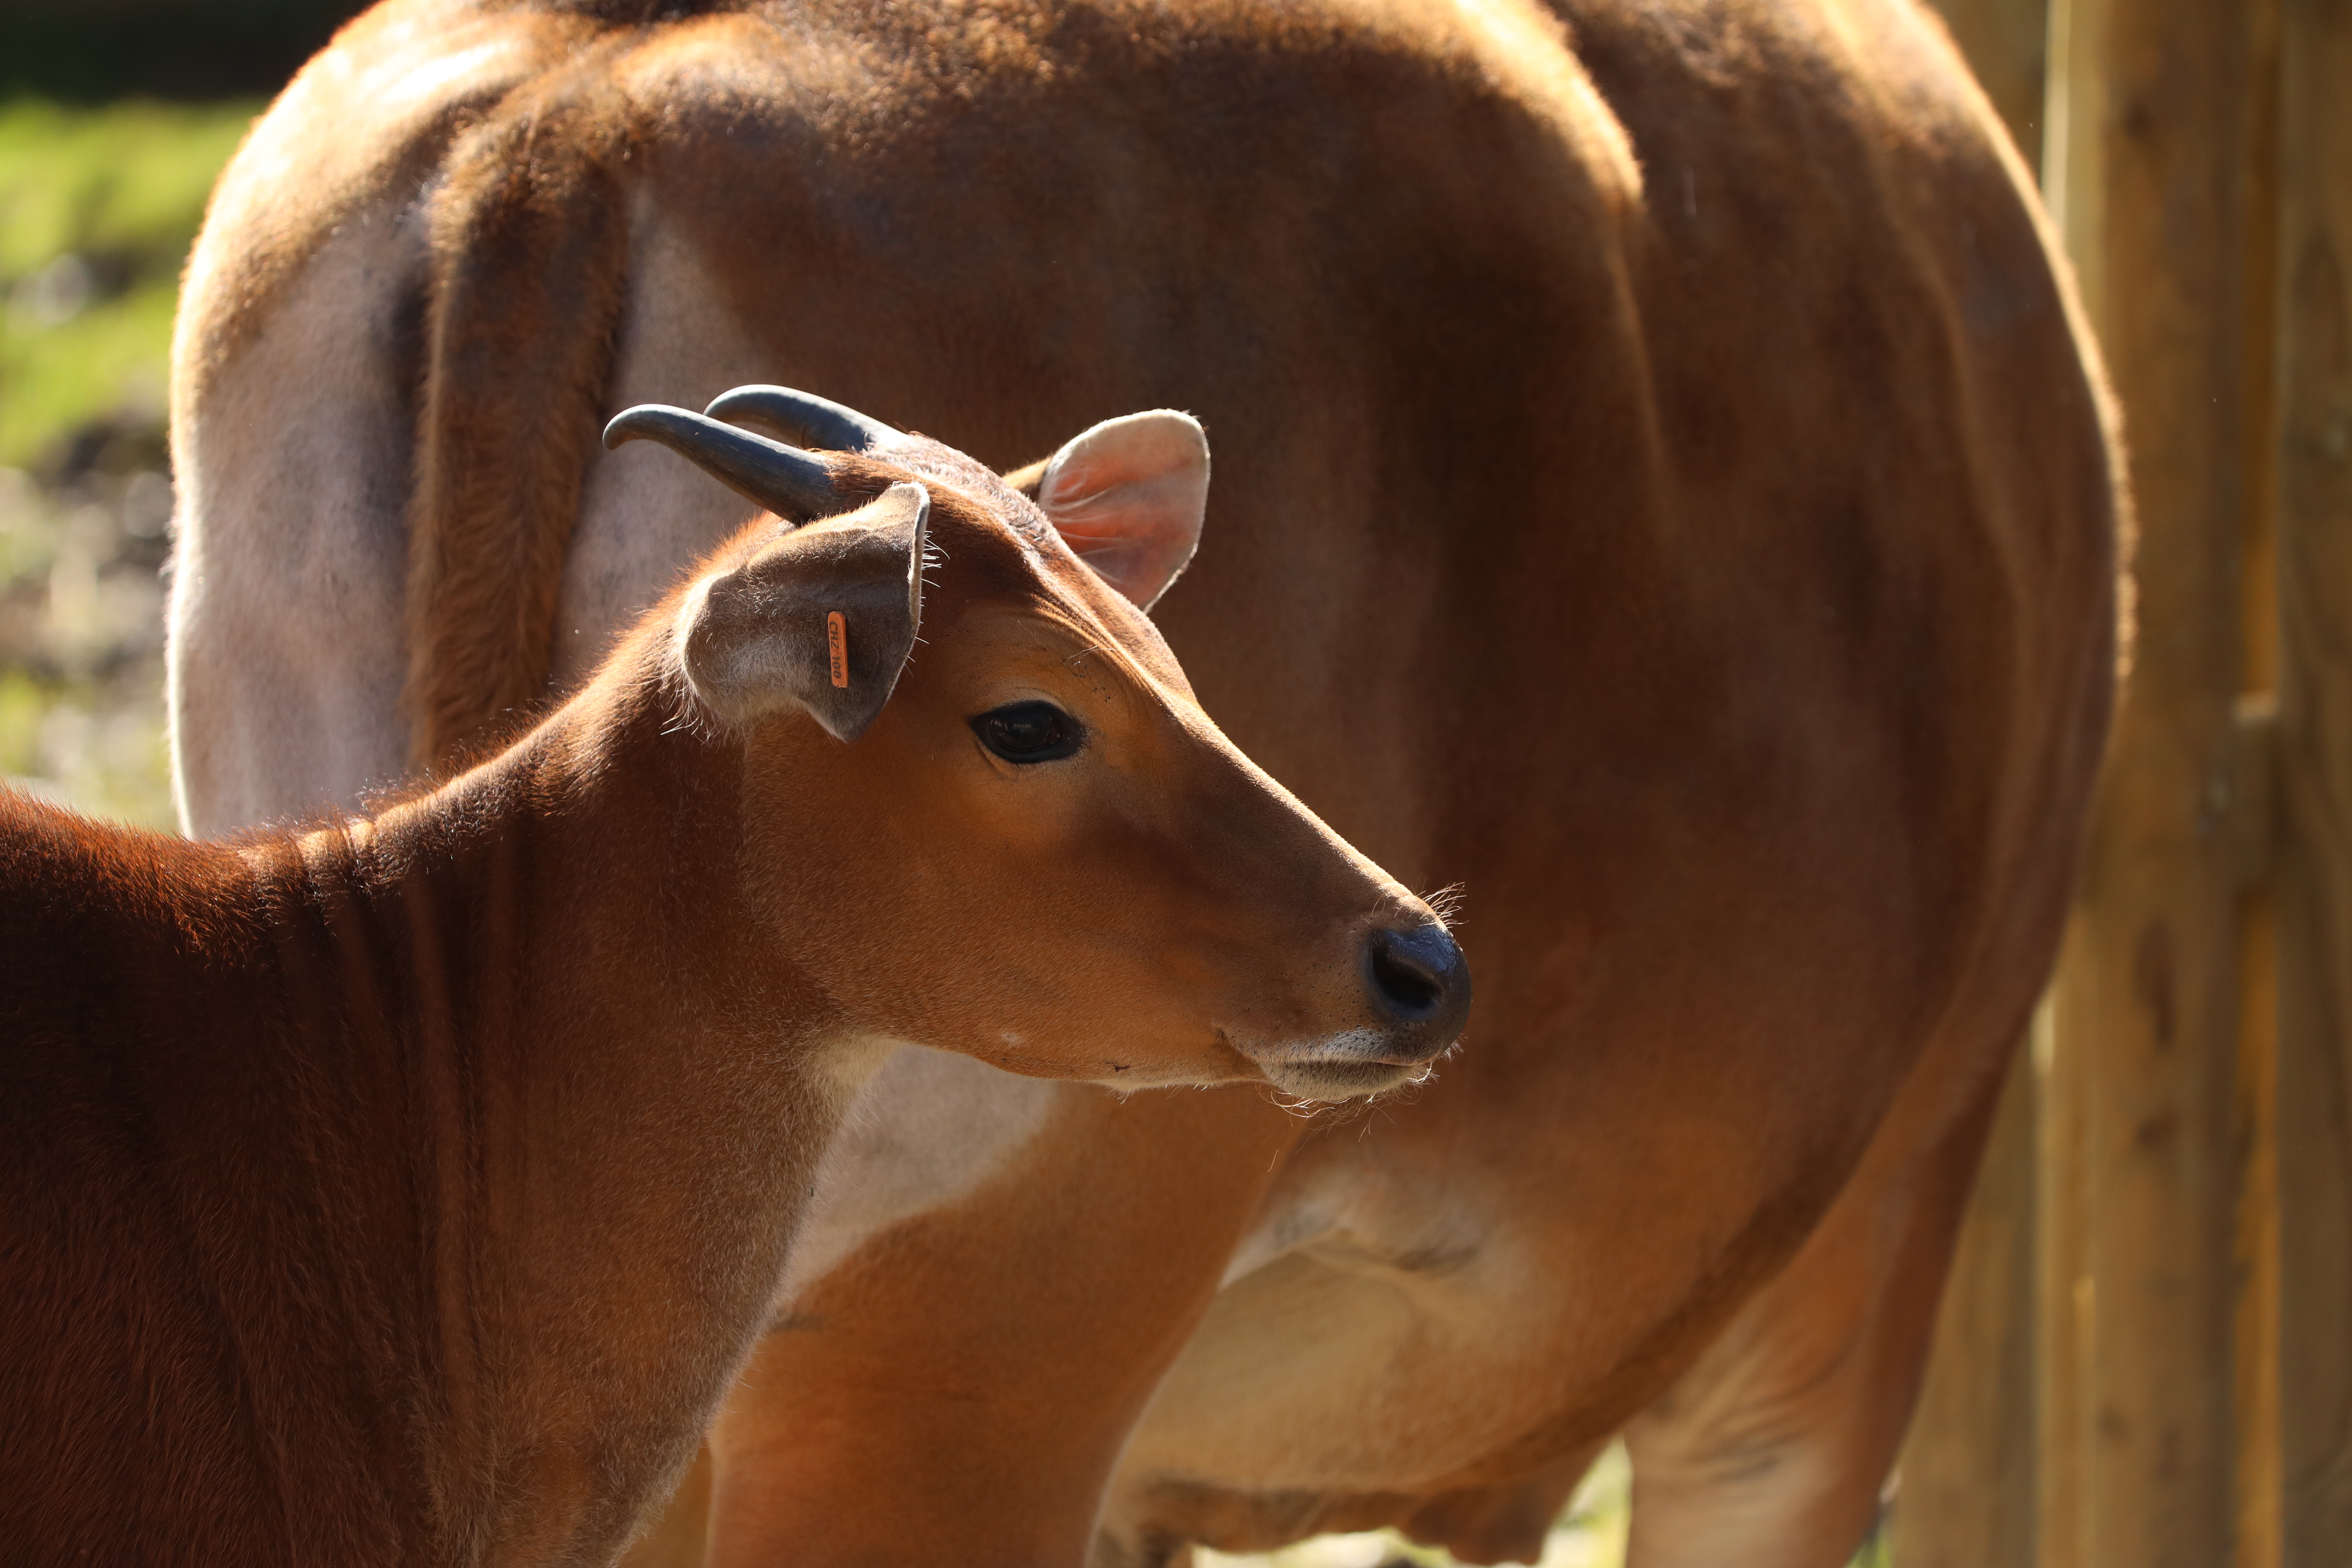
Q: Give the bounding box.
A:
[404,56,642,766]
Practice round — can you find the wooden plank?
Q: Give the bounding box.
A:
[2275,0,2352,1554]
[2233,704,2281,1568]
[2036,0,2271,1562]
[2039,913,2093,1568]
[2234,12,2283,1568]
[1891,1037,2041,1568]
[1923,0,2051,169]
[2238,810,2282,1568]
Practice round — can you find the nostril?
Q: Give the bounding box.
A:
[1366,924,1456,1021]
[1372,943,1441,1014]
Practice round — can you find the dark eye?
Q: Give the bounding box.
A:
[970,701,1083,763]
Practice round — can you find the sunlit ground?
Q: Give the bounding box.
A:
[0,97,259,827]
[1192,1446,1891,1568]
[1198,1447,1631,1568]
[0,463,174,823]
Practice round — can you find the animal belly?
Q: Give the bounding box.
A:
[1106,1218,1602,1540]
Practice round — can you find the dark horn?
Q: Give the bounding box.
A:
[704,385,899,453]
[603,404,841,518]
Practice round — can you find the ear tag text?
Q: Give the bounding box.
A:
[826,611,848,688]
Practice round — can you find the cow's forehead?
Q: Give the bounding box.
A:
[892,437,1052,540]
[831,442,1054,580]
[822,442,1185,687]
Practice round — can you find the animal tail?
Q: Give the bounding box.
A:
[402,80,638,769]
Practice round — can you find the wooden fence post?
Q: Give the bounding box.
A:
[1924,0,2050,169]
[1900,2,2296,1564]
[2275,0,2352,1558]
[2034,2,2273,1566]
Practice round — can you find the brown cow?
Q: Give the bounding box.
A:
[4,400,1465,1564]
[164,0,2120,1564]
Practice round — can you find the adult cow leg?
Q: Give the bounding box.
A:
[666,1083,1299,1568]
[1619,1037,2018,1568]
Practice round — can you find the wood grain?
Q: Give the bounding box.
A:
[2276,0,2352,1555]
[1924,0,2051,168]
[2037,0,2272,1564]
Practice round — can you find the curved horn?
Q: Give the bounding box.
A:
[603,404,841,518]
[704,385,899,453]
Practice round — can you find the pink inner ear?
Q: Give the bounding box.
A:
[1037,417,1208,608]
[1041,456,1121,506]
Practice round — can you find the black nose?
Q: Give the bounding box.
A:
[1363,923,1471,1054]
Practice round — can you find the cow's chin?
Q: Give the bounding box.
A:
[1071,1034,1437,1103]
[1262,1059,1430,1102]
[1245,1037,1437,1104]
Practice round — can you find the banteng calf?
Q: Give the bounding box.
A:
[1,395,1467,1565]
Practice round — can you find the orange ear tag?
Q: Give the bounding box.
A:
[826,611,849,688]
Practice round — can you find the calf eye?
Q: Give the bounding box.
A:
[971,701,1083,763]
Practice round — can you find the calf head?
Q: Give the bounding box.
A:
[605,387,1467,1100]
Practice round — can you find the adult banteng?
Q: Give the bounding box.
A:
[7,403,1464,1563]
[166,0,2120,1563]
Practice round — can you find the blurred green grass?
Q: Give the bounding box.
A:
[0,97,259,827]
[1199,1446,1632,1568]
[0,98,259,468]
[1196,1444,1892,1568]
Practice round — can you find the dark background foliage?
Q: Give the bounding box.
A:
[1,0,366,102]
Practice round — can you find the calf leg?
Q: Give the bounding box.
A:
[1621,1039,2014,1568]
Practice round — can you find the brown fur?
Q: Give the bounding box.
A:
[404,62,643,764]
[169,1,2122,1563]
[8,442,1447,1564]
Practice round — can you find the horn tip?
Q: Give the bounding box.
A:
[702,385,779,420]
[602,405,663,451]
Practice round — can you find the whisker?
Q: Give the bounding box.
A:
[1422,881,1469,927]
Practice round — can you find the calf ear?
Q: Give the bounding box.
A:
[678,482,927,742]
[1015,410,1209,609]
